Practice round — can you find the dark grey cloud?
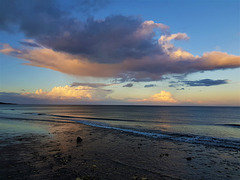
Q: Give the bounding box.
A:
[0,0,163,63]
[38,15,163,63]
[182,79,228,87]
[169,79,229,88]
[123,83,133,87]
[168,84,176,88]
[144,84,156,88]
[0,0,64,34]
[168,81,185,88]
[0,0,109,32]
[71,82,112,88]
[67,0,110,15]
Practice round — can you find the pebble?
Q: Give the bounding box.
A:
[76,137,82,143]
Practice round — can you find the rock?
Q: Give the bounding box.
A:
[76,137,82,143]
[132,176,138,180]
[186,157,192,161]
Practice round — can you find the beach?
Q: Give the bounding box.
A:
[0,118,239,180]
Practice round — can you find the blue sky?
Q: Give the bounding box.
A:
[0,0,239,105]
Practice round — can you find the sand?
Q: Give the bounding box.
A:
[0,119,239,180]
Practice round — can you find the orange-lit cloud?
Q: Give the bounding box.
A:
[134,91,177,104]
[22,85,112,101]
[158,33,195,59]
[135,20,169,37]
[1,44,239,82]
[159,33,189,42]
[0,46,121,77]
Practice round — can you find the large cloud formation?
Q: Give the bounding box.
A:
[0,0,240,82]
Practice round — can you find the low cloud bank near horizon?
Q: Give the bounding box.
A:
[125,91,178,105]
[1,87,239,106]
[0,87,178,105]
[0,85,113,104]
[0,0,240,82]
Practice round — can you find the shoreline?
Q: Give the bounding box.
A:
[0,119,240,180]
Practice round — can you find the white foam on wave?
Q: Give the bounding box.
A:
[73,119,240,150]
[8,111,240,150]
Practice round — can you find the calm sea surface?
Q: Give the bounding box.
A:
[0,105,239,149]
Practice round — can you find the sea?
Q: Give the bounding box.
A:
[0,105,239,150]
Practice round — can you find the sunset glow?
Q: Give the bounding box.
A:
[0,0,239,106]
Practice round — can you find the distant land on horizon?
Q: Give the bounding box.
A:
[0,102,238,108]
[0,102,17,105]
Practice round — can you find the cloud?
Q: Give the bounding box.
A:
[0,44,21,55]
[0,0,166,63]
[158,33,194,59]
[159,33,189,42]
[137,91,177,104]
[27,86,93,100]
[123,83,133,87]
[37,16,167,64]
[182,79,229,87]
[71,82,113,88]
[19,39,41,48]
[144,84,156,88]
[0,85,114,104]
[68,0,110,15]
[0,0,239,82]
[1,44,240,82]
[30,85,113,100]
[169,79,229,88]
[0,0,109,32]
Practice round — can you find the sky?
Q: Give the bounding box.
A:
[0,0,240,106]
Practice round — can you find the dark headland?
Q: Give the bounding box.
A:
[0,102,17,105]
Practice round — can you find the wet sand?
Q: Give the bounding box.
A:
[0,120,239,180]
